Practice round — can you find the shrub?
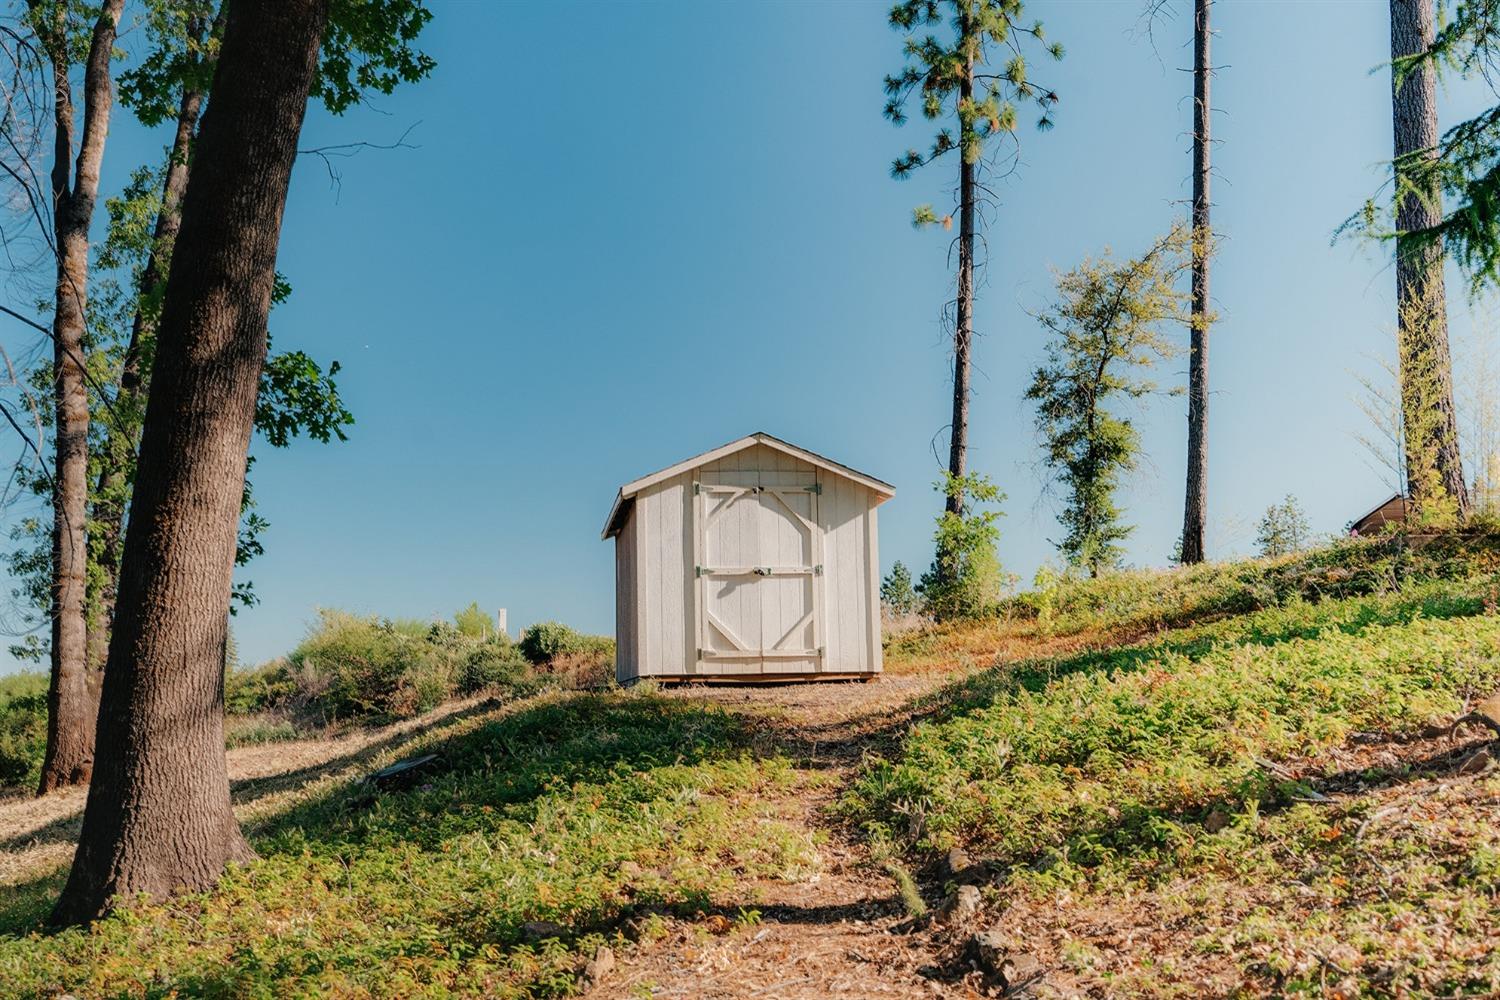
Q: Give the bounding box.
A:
[288,610,457,721]
[453,601,495,639]
[881,561,919,616]
[1256,494,1313,557]
[519,621,613,666]
[0,673,46,791]
[457,639,535,695]
[919,472,1010,621]
[229,607,571,726]
[224,715,301,749]
[225,657,303,716]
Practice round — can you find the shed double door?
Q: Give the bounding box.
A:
[695,477,822,674]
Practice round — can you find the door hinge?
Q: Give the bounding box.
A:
[695,565,703,578]
[693,482,700,495]
[814,564,824,576]
[805,483,822,495]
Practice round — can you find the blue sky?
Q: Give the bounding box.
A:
[5,0,1498,671]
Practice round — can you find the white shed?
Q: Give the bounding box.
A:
[602,432,895,684]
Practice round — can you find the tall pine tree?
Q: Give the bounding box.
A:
[1390,0,1467,521]
[1180,0,1213,563]
[883,0,1060,581]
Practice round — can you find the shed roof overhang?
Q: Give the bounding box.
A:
[602,432,895,539]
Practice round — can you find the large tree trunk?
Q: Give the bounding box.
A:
[947,54,975,523]
[52,0,329,926]
[87,75,209,674]
[37,0,124,795]
[1180,0,1211,566]
[1391,0,1468,517]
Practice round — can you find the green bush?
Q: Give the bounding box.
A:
[518,621,613,666]
[881,561,919,616]
[224,657,302,716]
[918,472,1010,621]
[453,601,495,639]
[457,639,536,696]
[0,673,47,791]
[229,607,565,726]
[289,610,456,721]
[224,716,301,749]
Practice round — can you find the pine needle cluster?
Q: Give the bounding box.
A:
[883,0,1061,220]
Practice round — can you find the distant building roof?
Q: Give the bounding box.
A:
[1349,492,1407,535]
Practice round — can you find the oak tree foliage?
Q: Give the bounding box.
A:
[1028,228,1193,576]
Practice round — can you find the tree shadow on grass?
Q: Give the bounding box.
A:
[0,869,64,936]
[0,697,503,859]
[250,691,752,848]
[0,691,755,955]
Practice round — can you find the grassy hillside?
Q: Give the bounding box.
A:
[0,693,812,998]
[858,536,1500,996]
[2,534,1499,997]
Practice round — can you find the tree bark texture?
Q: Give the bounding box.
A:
[1391,0,1469,515]
[947,51,975,522]
[37,0,125,795]
[52,0,329,925]
[1179,0,1211,565]
[87,70,209,674]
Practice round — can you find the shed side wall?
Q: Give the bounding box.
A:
[819,471,878,673]
[614,507,638,682]
[633,471,694,676]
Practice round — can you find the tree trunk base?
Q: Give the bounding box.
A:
[50,824,255,926]
[36,761,92,796]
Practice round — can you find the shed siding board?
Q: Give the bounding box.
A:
[635,494,652,677]
[614,508,638,682]
[866,505,882,672]
[656,473,688,677]
[822,469,841,669]
[839,479,865,671]
[634,497,652,676]
[761,447,818,673]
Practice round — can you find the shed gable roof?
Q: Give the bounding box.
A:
[602,432,895,538]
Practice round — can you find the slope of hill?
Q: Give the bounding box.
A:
[1,535,1498,997]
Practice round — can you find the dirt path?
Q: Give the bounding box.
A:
[586,674,979,1000]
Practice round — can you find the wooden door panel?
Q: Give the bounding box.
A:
[700,485,759,672]
[694,458,824,676]
[759,486,819,673]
